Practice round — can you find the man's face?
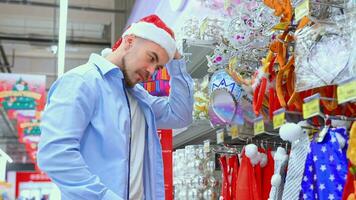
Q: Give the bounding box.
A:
[121,37,170,87]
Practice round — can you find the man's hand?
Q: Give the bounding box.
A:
[174,50,182,60]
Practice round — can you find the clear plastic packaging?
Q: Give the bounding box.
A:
[294,22,355,91]
[173,145,219,200]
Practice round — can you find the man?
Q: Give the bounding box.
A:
[37,15,194,200]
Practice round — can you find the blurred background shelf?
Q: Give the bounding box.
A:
[182,38,216,78]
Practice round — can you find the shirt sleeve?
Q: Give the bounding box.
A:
[143,58,194,129]
[37,73,123,200]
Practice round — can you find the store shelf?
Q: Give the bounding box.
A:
[173,119,218,149]
[173,118,288,149]
[177,39,248,148]
[182,39,216,78]
[173,39,217,148]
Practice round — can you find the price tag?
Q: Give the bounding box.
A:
[295,0,309,22]
[272,22,289,31]
[273,108,286,129]
[337,78,356,104]
[217,129,224,144]
[254,116,265,135]
[204,140,210,153]
[303,93,320,119]
[230,125,239,139]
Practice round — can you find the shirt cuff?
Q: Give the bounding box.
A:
[102,190,124,200]
[166,59,188,76]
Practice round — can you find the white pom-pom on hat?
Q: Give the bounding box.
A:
[250,155,260,166]
[271,174,282,186]
[101,48,113,57]
[245,144,258,159]
[260,153,268,167]
[279,122,303,142]
[274,147,288,161]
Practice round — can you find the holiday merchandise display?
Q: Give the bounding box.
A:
[0,73,46,169]
[0,0,355,198]
[193,76,210,120]
[208,69,244,127]
[268,146,288,200]
[174,0,355,199]
[140,67,171,96]
[300,127,348,199]
[279,122,310,200]
[173,145,219,200]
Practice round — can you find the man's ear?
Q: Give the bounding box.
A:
[123,35,136,50]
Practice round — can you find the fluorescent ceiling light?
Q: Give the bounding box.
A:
[57,0,68,78]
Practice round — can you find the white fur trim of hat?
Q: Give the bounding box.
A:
[122,22,176,61]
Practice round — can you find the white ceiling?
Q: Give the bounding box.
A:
[0,1,116,59]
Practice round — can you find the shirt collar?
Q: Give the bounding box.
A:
[88,53,123,79]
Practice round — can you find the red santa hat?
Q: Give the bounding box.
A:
[112,14,176,60]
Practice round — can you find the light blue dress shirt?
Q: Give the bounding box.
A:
[37,53,194,200]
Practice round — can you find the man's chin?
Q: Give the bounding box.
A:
[124,79,136,88]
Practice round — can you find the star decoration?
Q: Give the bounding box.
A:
[313,156,318,162]
[329,155,334,162]
[331,137,336,143]
[319,183,325,191]
[329,174,335,181]
[303,194,307,199]
[321,146,327,153]
[310,184,314,190]
[337,184,343,191]
[309,166,313,172]
[320,165,326,172]
[303,176,308,182]
[336,165,341,171]
[328,194,335,200]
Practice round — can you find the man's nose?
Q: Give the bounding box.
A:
[147,65,156,76]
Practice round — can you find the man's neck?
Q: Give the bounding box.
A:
[105,50,124,70]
